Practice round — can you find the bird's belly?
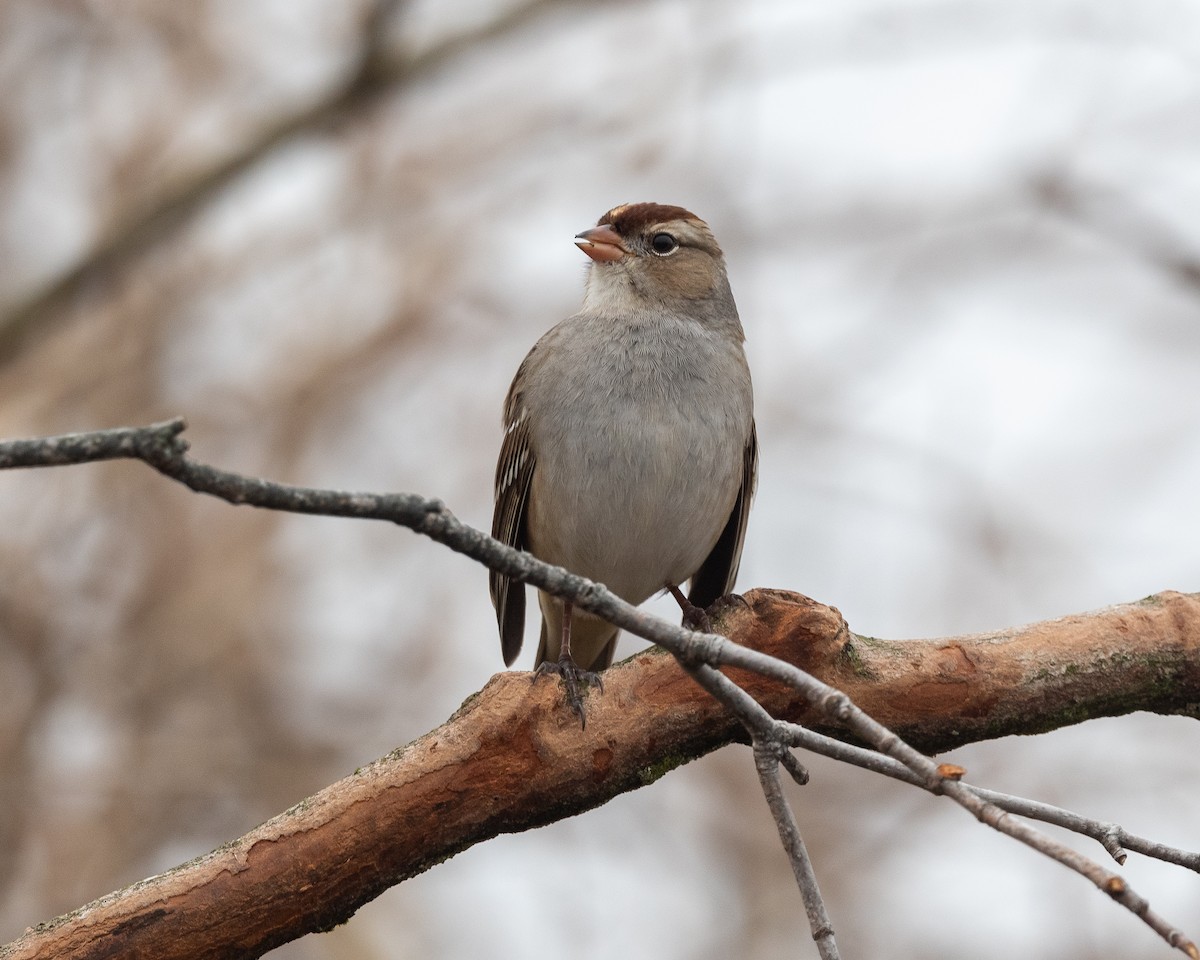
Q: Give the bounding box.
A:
[527,413,742,604]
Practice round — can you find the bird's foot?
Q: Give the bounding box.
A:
[705,592,752,623]
[534,656,603,727]
[678,598,713,633]
[671,586,750,633]
[668,584,714,633]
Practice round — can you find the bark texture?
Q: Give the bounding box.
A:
[4,588,1198,960]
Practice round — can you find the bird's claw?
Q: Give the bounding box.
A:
[706,592,751,622]
[534,657,603,727]
[678,597,713,633]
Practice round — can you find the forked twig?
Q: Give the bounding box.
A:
[684,660,837,955]
[777,721,1200,871]
[1,418,1196,958]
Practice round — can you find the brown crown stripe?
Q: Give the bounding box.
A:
[598,203,702,235]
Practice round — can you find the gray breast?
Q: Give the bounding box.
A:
[523,310,753,603]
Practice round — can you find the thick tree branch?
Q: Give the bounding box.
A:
[2,420,1199,959]
[2,587,1197,960]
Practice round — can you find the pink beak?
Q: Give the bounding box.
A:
[574,225,626,262]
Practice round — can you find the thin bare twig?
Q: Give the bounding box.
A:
[676,631,1192,947]
[1,418,1197,959]
[683,660,837,954]
[776,721,1200,871]
[753,741,839,960]
[684,656,1195,958]
[682,634,1198,957]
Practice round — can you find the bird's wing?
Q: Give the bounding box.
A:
[490,382,536,666]
[688,420,758,609]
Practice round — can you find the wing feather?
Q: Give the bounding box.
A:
[490,383,536,665]
[688,421,758,609]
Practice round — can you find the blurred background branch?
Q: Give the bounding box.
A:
[0,0,564,358]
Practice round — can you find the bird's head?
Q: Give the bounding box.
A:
[574,202,733,314]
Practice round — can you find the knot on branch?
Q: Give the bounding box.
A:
[675,628,724,668]
[134,418,190,462]
[757,735,811,786]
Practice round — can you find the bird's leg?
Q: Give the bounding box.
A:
[669,584,713,633]
[534,599,602,726]
[560,598,575,662]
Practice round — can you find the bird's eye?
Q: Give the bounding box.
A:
[650,232,679,256]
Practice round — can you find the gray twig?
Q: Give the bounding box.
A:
[753,741,839,960]
[685,662,834,953]
[1,418,1197,959]
[778,721,1200,872]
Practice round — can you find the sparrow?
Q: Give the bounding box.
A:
[490,202,757,718]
